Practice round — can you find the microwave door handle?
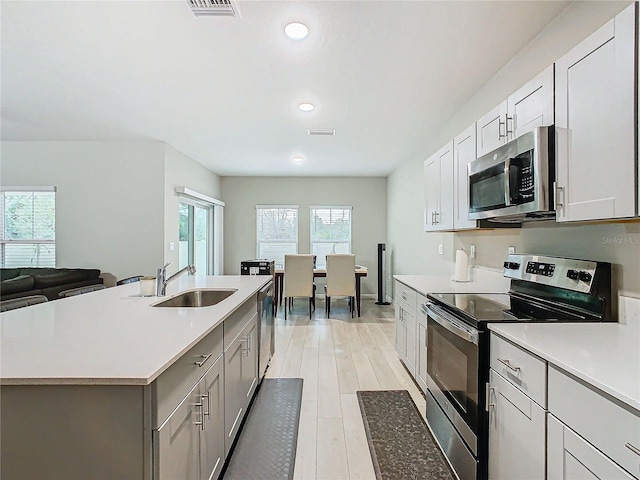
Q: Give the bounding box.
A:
[427,304,479,345]
[504,157,511,206]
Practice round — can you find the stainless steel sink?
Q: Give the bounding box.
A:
[152,289,237,308]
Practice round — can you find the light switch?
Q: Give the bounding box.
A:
[438,244,444,255]
[470,245,476,259]
[169,242,175,251]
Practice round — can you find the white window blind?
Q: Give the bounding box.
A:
[310,206,352,269]
[256,205,298,268]
[0,187,56,267]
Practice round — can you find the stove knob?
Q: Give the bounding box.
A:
[503,262,520,270]
[578,271,592,282]
[567,269,579,280]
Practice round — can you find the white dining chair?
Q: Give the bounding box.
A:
[324,254,356,317]
[283,254,315,319]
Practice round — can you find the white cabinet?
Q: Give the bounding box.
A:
[488,335,547,480]
[415,293,428,393]
[424,141,454,231]
[555,3,636,222]
[476,65,554,158]
[488,369,546,480]
[453,124,479,230]
[155,357,225,480]
[394,280,417,376]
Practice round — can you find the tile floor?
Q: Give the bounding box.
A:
[265,295,426,480]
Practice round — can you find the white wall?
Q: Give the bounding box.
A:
[163,144,222,270]
[221,176,387,295]
[1,141,166,284]
[387,0,640,298]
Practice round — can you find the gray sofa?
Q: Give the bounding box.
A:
[1,268,103,301]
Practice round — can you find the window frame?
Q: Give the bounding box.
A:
[256,205,299,268]
[0,186,57,268]
[309,205,352,269]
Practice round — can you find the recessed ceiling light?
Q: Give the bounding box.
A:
[291,156,305,164]
[285,22,309,40]
[298,103,314,112]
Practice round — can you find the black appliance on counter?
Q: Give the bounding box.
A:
[240,259,275,276]
[423,254,612,480]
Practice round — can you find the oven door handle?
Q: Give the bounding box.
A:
[504,157,512,206]
[425,303,479,345]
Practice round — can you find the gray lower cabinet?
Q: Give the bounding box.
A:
[154,357,225,480]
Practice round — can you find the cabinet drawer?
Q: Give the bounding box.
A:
[490,334,546,408]
[154,324,224,426]
[549,365,640,478]
[394,281,417,309]
[224,299,256,349]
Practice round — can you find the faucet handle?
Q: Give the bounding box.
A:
[162,262,170,270]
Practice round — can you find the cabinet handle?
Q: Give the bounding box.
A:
[194,400,205,430]
[431,211,435,225]
[241,335,251,357]
[498,118,506,139]
[195,353,212,367]
[202,393,210,417]
[497,357,521,372]
[554,182,565,212]
[434,211,439,224]
[485,383,495,412]
[625,443,640,456]
[505,115,514,136]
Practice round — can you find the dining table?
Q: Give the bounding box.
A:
[274,265,368,317]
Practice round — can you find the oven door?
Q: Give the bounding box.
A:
[425,302,480,453]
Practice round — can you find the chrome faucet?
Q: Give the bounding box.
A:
[156,263,196,296]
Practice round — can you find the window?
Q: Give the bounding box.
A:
[310,206,352,269]
[256,205,298,268]
[0,187,56,267]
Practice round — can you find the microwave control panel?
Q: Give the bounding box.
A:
[525,261,555,277]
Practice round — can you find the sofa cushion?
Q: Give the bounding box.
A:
[32,271,88,289]
[1,275,35,295]
[0,269,20,281]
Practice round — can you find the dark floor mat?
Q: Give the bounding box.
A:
[357,390,454,480]
[223,378,303,480]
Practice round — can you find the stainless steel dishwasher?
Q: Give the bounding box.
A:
[257,280,274,383]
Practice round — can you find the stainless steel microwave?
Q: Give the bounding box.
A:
[468,126,555,222]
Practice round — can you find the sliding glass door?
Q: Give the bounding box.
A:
[179,201,213,275]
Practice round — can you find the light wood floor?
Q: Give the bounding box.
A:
[265,295,426,480]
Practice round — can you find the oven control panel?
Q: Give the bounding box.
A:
[525,261,555,277]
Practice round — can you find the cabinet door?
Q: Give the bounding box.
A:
[436,141,454,230]
[395,305,406,358]
[241,317,259,403]
[453,125,478,230]
[403,306,417,375]
[555,4,636,222]
[548,415,634,480]
[488,369,545,480]
[476,101,508,157]
[200,359,225,480]
[155,383,201,480]
[224,334,246,455]
[416,318,427,393]
[507,65,554,139]
[424,154,440,232]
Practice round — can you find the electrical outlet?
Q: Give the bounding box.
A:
[508,246,516,255]
[438,244,444,255]
[169,242,175,251]
[470,245,476,259]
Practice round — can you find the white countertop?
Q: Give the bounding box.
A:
[394,267,511,297]
[0,275,270,386]
[489,297,640,413]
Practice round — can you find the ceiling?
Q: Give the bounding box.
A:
[1,0,570,177]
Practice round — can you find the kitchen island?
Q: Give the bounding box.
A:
[0,275,271,480]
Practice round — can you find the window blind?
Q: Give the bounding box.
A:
[1,187,56,267]
[310,206,352,268]
[256,205,298,268]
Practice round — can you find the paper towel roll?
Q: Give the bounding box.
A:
[453,249,469,282]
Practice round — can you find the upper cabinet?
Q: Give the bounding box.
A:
[453,125,479,230]
[424,141,454,231]
[476,66,554,158]
[555,3,637,222]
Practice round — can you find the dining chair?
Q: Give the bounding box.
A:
[0,295,48,312]
[58,284,107,298]
[283,254,315,319]
[324,254,356,317]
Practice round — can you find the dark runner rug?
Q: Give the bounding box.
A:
[357,390,454,480]
[223,378,303,480]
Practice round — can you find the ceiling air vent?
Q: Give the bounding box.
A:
[187,0,237,17]
[308,129,336,136]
